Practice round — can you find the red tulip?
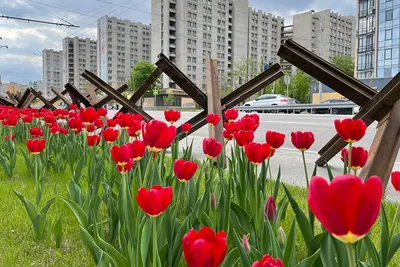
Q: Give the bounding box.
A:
[94,119,104,129]
[223,130,233,140]
[241,114,260,131]
[69,104,77,110]
[102,128,119,143]
[107,119,118,128]
[30,127,44,138]
[164,110,181,124]
[118,113,134,129]
[7,116,19,127]
[224,108,239,122]
[97,107,107,118]
[87,135,100,148]
[291,131,315,151]
[60,128,69,135]
[238,117,257,132]
[128,120,142,137]
[68,117,83,131]
[132,114,143,121]
[341,147,368,171]
[50,125,60,135]
[242,235,251,253]
[136,185,173,216]
[44,114,56,125]
[308,174,382,243]
[245,142,271,165]
[174,159,198,181]
[22,115,33,124]
[223,121,238,140]
[266,131,285,150]
[206,114,221,126]
[142,120,176,153]
[79,107,98,125]
[203,137,223,159]
[86,124,95,133]
[1,120,7,126]
[391,171,400,192]
[252,254,284,267]
[26,139,46,154]
[335,118,367,143]
[110,144,132,166]
[181,123,192,133]
[118,159,134,174]
[265,196,276,221]
[129,140,146,161]
[234,130,254,147]
[5,134,15,142]
[182,227,227,267]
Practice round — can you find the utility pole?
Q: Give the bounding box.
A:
[311,10,323,103]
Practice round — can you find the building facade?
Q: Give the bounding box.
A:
[97,16,151,88]
[293,10,356,63]
[62,37,97,89]
[151,0,283,90]
[42,49,63,98]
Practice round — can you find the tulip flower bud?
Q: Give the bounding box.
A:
[210,192,217,210]
[242,234,251,253]
[278,227,287,248]
[265,196,276,222]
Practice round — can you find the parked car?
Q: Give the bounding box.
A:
[243,94,300,113]
[311,99,359,115]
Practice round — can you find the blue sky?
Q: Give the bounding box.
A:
[0,0,356,84]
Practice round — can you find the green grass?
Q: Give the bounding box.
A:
[0,152,399,266]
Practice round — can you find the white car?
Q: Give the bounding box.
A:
[243,94,299,113]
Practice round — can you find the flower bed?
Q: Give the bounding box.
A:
[0,105,399,266]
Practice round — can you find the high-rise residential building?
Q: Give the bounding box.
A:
[62,37,97,89]
[97,15,151,88]
[356,0,399,79]
[281,24,293,74]
[247,9,284,68]
[293,10,356,64]
[42,49,63,98]
[151,0,283,90]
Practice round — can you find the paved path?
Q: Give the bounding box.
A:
[110,111,399,201]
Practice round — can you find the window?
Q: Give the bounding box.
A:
[386,9,393,21]
[385,29,392,40]
[385,48,392,59]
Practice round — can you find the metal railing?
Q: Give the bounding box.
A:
[235,103,359,115]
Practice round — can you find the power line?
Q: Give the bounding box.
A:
[0,15,79,27]
[28,0,76,26]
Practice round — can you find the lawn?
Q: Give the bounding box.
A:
[1,151,399,266]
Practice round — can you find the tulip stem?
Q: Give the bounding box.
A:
[348,143,352,174]
[301,151,309,189]
[266,151,272,197]
[346,243,356,267]
[390,202,400,238]
[153,217,157,267]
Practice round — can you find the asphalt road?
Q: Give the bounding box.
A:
[112,111,399,201]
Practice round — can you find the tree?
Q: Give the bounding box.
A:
[332,55,355,77]
[163,93,175,106]
[127,61,161,97]
[231,58,260,88]
[289,70,313,103]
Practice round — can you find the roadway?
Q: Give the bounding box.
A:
[115,111,399,200]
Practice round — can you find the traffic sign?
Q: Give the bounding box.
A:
[284,75,291,85]
[153,89,159,96]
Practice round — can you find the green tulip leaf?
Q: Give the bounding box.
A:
[283,218,296,267]
[233,230,252,267]
[98,236,129,267]
[13,189,37,223]
[221,248,239,267]
[363,234,380,267]
[62,198,89,230]
[283,184,313,247]
[273,166,281,200]
[54,213,62,248]
[231,203,252,234]
[140,218,152,266]
[40,196,56,215]
[380,203,390,266]
[296,249,320,267]
[387,233,400,264]
[320,233,337,267]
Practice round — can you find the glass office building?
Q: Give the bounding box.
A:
[356,0,400,79]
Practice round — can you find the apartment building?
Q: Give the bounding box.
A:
[42,49,63,98]
[97,15,151,88]
[62,37,97,89]
[356,0,400,79]
[293,10,356,63]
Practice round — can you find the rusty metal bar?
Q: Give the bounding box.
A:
[278,39,376,106]
[0,95,16,106]
[6,92,18,105]
[30,88,57,110]
[316,72,400,166]
[65,83,92,107]
[51,87,71,107]
[17,88,35,109]
[156,53,208,109]
[176,111,208,141]
[82,70,153,121]
[92,84,129,109]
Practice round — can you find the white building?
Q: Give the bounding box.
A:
[97,15,151,88]
[42,49,63,98]
[62,37,97,89]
